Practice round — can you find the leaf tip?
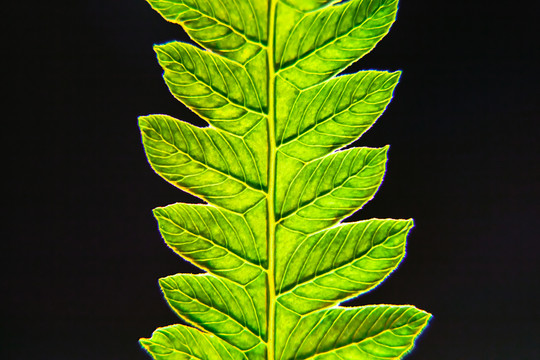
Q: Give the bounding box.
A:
[411,308,433,347]
[151,206,164,218]
[152,43,163,52]
[158,276,179,294]
[139,337,151,350]
[157,276,169,289]
[152,43,171,60]
[137,115,150,127]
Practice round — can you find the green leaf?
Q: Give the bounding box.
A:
[276,305,431,359]
[277,70,401,162]
[139,114,266,213]
[153,203,266,284]
[140,324,247,359]
[275,0,400,88]
[276,219,414,314]
[147,0,267,64]
[276,146,389,234]
[140,0,430,359]
[159,274,267,356]
[154,42,267,135]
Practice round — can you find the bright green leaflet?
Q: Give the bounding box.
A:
[139,0,431,359]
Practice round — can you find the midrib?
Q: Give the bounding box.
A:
[265,0,278,359]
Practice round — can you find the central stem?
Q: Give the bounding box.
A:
[266,0,278,359]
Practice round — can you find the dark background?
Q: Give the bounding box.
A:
[4,0,539,359]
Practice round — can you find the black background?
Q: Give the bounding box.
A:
[4,0,539,359]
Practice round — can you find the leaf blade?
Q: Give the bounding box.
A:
[276,71,401,162]
[276,0,399,89]
[159,274,267,353]
[154,202,266,284]
[276,305,431,360]
[276,146,389,234]
[139,114,266,213]
[140,324,247,360]
[276,219,413,315]
[146,0,267,63]
[154,41,267,135]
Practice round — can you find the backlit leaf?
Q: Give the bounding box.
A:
[140,0,430,359]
